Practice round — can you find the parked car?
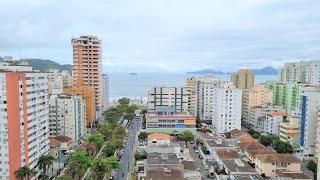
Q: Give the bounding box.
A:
[196,165,201,171]
[195,149,199,153]
[204,164,209,170]
[199,155,203,159]
[202,160,206,166]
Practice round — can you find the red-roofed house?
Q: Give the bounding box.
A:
[147,133,172,146]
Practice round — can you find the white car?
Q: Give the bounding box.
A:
[202,161,206,166]
[195,149,199,153]
[204,164,209,170]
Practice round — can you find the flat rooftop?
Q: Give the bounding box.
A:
[222,159,258,174]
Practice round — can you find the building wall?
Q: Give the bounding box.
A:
[279,61,320,84]
[230,69,254,90]
[147,87,188,112]
[185,77,197,116]
[264,114,287,136]
[196,74,228,122]
[0,71,49,179]
[212,84,242,133]
[64,85,96,126]
[49,94,86,144]
[249,105,283,129]
[146,112,196,134]
[255,160,301,177]
[280,116,300,148]
[317,107,320,180]
[300,88,320,155]
[72,35,102,113]
[242,84,273,125]
[101,73,109,112]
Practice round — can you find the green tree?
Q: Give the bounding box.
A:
[306,160,317,179]
[178,131,195,148]
[91,156,121,179]
[104,110,121,125]
[118,97,130,105]
[65,160,85,179]
[37,154,54,176]
[83,142,97,156]
[56,176,73,180]
[72,150,93,169]
[259,135,273,146]
[88,133,105,150]
[272,140,294,153]
[138,132,148,141]
[15,166,36,180]
[98,124,114,140]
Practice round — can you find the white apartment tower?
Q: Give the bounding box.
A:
[196,74,228,122]
[101,73,109,111]
[278,61,320,83]
[0,61,49,179]
[49,94,86,144]
[300,86,320,155]
[212,83,242,133]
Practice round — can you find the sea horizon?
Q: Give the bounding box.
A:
[109,72,277,98]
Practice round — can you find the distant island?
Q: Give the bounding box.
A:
[187,66,278,75]
[129,72,138,75]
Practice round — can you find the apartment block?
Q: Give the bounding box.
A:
[257,112,288,136]
[317,107,320,180]
[278,60,320,83]
[64,85,96,126]
[249,105,284,129]
[72,35,102,114]
[185,77,197,116]
[196,74,228,122]
[0,61,49,179]
[49,94,86,144]
[48,69,73,94]
[145,106,196,134]
[280,116,300,148]
[212,84,242,133]
[300,87,320,155]
[101,73,109,111]
[147,87,188,112]
[242,84,273,126]
[230,69,254,90]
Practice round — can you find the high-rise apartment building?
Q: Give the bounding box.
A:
[49,94,86,144]
[242,84,273,126]
[249,105,284,128]
[300,87,320,155]
[230,69,254,90]
[212,83,242,133]
[101,73,109,111]
[196,74,228,122]
[72,35,102,115]
[48,69,73,94]
[147,87,188,112]
[64,85,96,126]
[185,77,197,116]
[0,61,49,179]
[278,61,320,83]
[317,107,320,179]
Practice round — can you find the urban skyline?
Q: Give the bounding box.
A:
[1,0,320,72]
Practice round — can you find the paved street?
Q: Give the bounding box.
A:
[188,143,213,180]
[114,116,140,180]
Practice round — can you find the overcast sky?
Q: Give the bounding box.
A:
[1,0,320,73]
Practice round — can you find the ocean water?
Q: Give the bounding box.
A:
[109,73,277,98]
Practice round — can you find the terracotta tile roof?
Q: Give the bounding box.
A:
[148,133,172,140]
[268,112,288,116]
[257,154,301,164]
[52,136,72,143]
[239,142,274,157]
[216,149,240,159]
[50,138,61,148]
[146,167,184,180]
[276,172,311,179]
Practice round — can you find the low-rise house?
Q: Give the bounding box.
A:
[239,141,274,163]
[275,172,312,180]
[147,153,181,169]
[222,159,259,179]
[147,133,172,146]
[214,148,240,166]
[146,167,184,180]
[255,154,302,177]
[49,136,73,157]
[49,138,62,158]
[182,161,201,180]
[225,129,258,144]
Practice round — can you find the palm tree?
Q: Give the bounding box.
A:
[37,154,55,176]
[15,166,36,180]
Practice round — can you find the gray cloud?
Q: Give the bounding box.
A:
[0,0,320,72]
